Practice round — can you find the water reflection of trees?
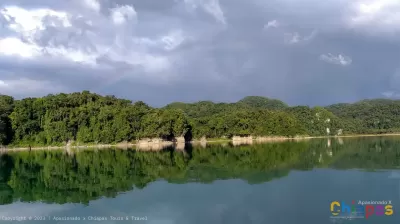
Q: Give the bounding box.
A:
[0,137,399,205]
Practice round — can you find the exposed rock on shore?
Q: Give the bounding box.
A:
[116,141,134,149]
[175,136,185,143]
[232,136,253,146]
[136,138,173,151]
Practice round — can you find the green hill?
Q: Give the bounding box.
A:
[237,96,288,110]
[2,91,400,146]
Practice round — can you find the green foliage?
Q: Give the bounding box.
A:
[3,92,400,146]
[285,106,343,136]
[326,99,400,134]
[138,109,190,139]
[237,96,288,110]
[189,109,306,138]
[3,92,189,146]
[0,95,14,145]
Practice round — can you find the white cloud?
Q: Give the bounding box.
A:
[132,54,171,73]
[0,37,41,58]
[303,30,317,41]
[1,6,71,33]
[0,0,399,105]
[110,5,137,25]
[284,32,301,44]
[264,20,279,29]
[202,0,226,24]
[184,0,226,24]
[319,53,352,66]
[0,6,90,63]
[283,30,316,44]
[45,47,99,65]
[254,0,400,37]
[161,30,187,51]
[0,36,98,65]
[0,4,176,74]
[130,30,187,51]
[83,0,101,13]
[348,0,400,33]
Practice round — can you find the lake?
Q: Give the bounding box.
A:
[0,137,399,224]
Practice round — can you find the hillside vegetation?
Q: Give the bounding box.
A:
[1,91,400,146]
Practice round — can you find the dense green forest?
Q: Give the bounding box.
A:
[1,137,399,205]
[1,91,400,146]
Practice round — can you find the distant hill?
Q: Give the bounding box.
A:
[325,99,400,133]
[164,101,234,118]
[237,96,288,110]
[164,96,288,116]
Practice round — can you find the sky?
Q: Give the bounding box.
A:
[0,0,400,107]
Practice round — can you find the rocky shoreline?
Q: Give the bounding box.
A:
[1,133,400,153]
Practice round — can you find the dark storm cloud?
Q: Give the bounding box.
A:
[0,0,400,106]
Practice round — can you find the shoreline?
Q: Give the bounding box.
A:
[2,133,400,152]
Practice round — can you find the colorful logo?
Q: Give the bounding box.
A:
[330,200,394,219]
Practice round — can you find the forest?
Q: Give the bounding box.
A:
[1,91,400,146]
[1,137,399,205]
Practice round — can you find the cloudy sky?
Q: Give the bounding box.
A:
[0,0,400,107]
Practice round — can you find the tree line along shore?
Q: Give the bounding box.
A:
[1,91,400,148]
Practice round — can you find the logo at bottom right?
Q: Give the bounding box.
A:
[330,200,394,219]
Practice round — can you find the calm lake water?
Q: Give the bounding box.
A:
[0,137,400,224]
